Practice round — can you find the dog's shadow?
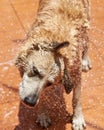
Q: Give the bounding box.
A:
[14,84,72,130]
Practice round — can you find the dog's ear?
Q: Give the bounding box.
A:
[62,68,74,94]
[51,41,70,52]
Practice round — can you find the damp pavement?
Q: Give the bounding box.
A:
[0,0,104,130]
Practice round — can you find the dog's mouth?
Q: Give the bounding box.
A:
[22,98,39,108]
[22,94,39,107]
[21,81,53,107]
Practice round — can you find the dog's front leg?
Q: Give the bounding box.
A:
[72,74,86,130]
[36,112,51,128]
[36,104,51,128]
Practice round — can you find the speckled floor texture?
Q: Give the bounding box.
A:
[0,0,104,130]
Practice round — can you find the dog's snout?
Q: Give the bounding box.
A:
[24,94,38,107]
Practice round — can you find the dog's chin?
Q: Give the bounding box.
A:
[22,98,39,108]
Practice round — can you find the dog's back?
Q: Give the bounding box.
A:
[27,0,89,66]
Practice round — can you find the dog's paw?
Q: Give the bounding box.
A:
[36,113,51,128]
[72,115,86,130]
[82,56,92,72]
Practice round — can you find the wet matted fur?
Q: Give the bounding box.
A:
[15,0,92,130]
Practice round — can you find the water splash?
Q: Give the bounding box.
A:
[0,60,14,66]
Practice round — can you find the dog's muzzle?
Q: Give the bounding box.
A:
[23,94,38,107]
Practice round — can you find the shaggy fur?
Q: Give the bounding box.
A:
[15,0,92,130]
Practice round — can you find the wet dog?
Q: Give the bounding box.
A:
[15,0,92,129]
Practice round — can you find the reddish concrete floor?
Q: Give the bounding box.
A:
[0,0,104,130]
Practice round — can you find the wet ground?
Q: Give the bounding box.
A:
[0,0,104,130]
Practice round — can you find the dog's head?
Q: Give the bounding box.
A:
[15,41,73,107]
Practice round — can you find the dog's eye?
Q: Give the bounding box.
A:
[33,70,39,76]
[28,69,43,78]
[33,66,39,74]
[28,70,41,77]
[28,66,39,77]
[28,70,38,77]
[28,66,44,78]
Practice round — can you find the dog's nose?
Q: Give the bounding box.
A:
[24,94,37,107]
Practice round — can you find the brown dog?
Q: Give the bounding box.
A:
[15,0,92,129]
